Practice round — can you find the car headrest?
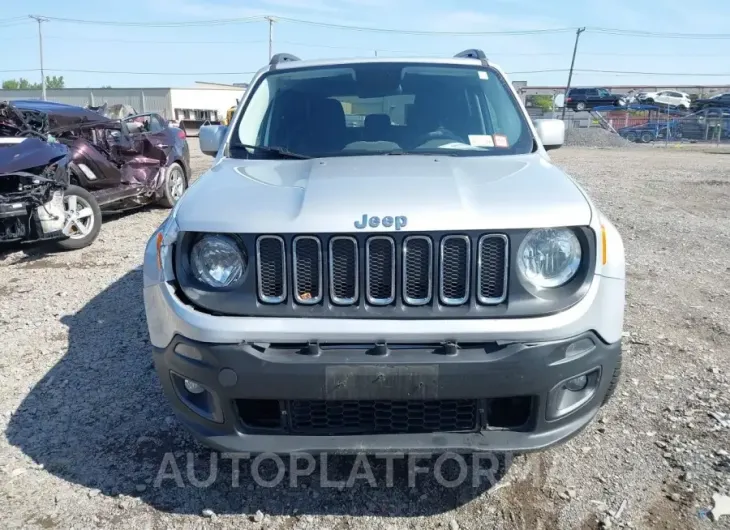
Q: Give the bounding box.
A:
[364,114,391,129]
[313,98,346,130]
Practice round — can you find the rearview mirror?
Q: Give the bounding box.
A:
[199,125,228,156]
[534,119,565,151]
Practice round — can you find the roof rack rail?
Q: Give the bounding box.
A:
[269,53,301,66]
[454,49,489,65]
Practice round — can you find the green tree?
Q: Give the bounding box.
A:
[530,95,555,112]
[2,75,65,90]
[2,78,39,90]
[45,75,65,89]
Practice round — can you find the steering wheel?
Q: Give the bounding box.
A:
[411,127,467,148]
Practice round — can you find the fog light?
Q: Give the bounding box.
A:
[565,375,588,392]
[184,379,205,394]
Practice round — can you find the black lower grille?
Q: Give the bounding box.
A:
[288,399,479,435]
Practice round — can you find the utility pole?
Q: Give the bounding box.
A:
[561,27,585,121]
[29,15,48,100]
[265,16,276,61]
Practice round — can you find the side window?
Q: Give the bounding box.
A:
[480,76,523,143]
[124,115,149,135]
[149,114,165,132]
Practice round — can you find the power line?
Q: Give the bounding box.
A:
[0,68,256,76]
[38,15,266,27]
[276,16,575,35]
[45,69,258,76]
[0,18,32,27]
[32,13,574,35]
[588,27,730,39]
[512,69,730,77]
[15,14,730,40]
[4,34,730,58]
[10,14,730,39]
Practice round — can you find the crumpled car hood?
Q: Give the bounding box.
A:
[175,153,592,233]
[0,138,69,177]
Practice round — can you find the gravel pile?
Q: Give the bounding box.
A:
[1,142,729,529]
[564,127,637,149]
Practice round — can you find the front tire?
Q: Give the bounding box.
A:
[640,131,654,143]
[158,162,187,208]
[53,185,102,251]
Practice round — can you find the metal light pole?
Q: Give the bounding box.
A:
[561,27,585,121]
[265,16,276,60]
[29,15,48,100]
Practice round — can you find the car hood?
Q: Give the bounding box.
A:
[175,153,592,233]
[0,139,69,177]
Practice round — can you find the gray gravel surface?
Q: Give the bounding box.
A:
[1,142,729,529]
[564,127,638,148]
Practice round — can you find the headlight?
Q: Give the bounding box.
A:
[517,228,582,288]
[190,234,246,288]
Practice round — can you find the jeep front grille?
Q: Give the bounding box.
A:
[292,236,322,304]
[256,233,508,307]
[366,236,396,305]
[403,236,433,305]
[440,235,471,305]
[329,236,358,304]
[256,236,286,303]
[477,234,509,304]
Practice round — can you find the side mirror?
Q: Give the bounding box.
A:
[534,119,565,151]
[199,125,228,156]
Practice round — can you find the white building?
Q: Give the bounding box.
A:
[0,82,246,122]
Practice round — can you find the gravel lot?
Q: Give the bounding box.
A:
[1,140,729,529]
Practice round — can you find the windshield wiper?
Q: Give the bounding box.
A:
[232,143,311,159]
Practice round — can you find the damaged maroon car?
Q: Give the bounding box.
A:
[0,100,190,250]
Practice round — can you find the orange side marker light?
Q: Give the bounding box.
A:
[156,232,164,270]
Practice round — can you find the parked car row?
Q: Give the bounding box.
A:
[617,108,730,143]
[566,87,730,113]
[0,100,190,251]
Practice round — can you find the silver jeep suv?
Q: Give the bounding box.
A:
[143,50,625,454]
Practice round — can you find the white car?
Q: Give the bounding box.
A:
[143,49,626,454]
[636,90,691,110]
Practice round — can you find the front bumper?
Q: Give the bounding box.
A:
[153,332,620,454]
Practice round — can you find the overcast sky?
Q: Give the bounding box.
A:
[2,0,729,88]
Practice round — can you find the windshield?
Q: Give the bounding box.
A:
[230,62,534,158]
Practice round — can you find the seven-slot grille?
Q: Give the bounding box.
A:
[255,234,508,307]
